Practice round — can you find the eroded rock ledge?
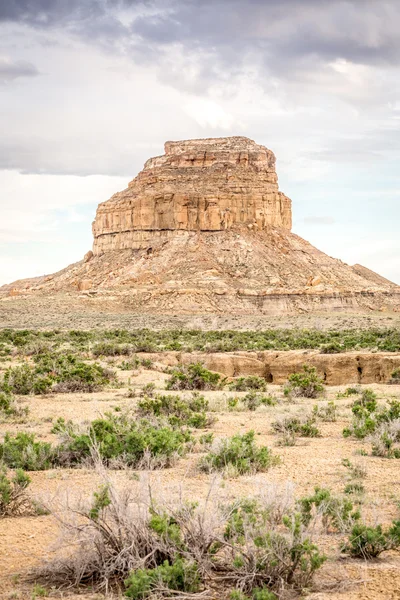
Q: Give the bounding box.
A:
[141,350,400,386]
[92,137,292,254]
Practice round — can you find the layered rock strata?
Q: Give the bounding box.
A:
[1,136,399,315]
[92,137,292,254]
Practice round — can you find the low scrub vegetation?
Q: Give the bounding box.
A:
[53,411,193,469]
[390,369,400,384]
[0,353,116,395]
[242,391,276,411]
[272,415,321,439]
[284,365,325,399]
[35,477,326,597]
[0,467,31,517]
[343,391,400,441]
[137,392,212,428]
[229,376,267,392]
[0,392,29,420]
[199,431,279,475]
[312,401,337,422]
[343,520,400,558]
[298,486,360,533]
[4,327,400,353]
[1,412,194,471]
[0,432,54,470]
[166,363,223,391]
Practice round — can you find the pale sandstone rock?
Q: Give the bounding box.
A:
[92,137,292,254]
[2,136,399,315]
[77,279,92,291]
[139,351,400,385]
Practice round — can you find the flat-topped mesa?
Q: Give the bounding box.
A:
[92,136,292,254]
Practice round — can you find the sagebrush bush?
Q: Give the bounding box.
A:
[92,342,133,357]
[0,432,54,470]
[137,392,211,428]
[34,476,326,595]
[199,431,279,475]
[166,363,222,391]
[343,520,400,558]
[242,391,276,411]
[0,467,31,516]
[370,420,400,458]
[0,391,29,420]
[283,365,325,398]
[272,415,320,438]
[1,363,53,395]
[53,411,193,469]
[229,376,267,392]
[390,369,400,384]
[125,558,200,599]
[298,486,360,533]
[3,327,400,354]
[343,396,400,440]
[312,401,337,422]
[0,354,116,395]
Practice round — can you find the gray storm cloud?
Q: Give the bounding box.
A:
[0,57,39,83]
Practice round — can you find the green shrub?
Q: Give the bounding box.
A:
[227,397,239,410]
[0,392,29,419]
[242,391,276,411]
[284,365,324,398]
[166,363,222,391]
[92,342,133,357]
[35,478,326,594]
[229,376,267,392]
[337,386,361,398]
[343,520,400,558]
[119,358,140,370]
[312,401,337,422]
[0,354,115,395]
[137,393,211,428]
[370,422,400,458]
[343,396,400,440]
[0,467,31,516]
[199,431,279,475]
[125,558,200,599]
[3,327,400,355]
[1,363,53,395]
[35,353,116,393]
[272,415,320,438]
[342,458,367,479]
[298,486,360,533]
[0,432,54,470]
[319,341,344,354]
[390,369,400,384]
[344,483,365,495]
[230,588,277,600]
[54,412,193,469]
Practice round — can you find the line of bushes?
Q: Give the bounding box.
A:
[3,327,400,353]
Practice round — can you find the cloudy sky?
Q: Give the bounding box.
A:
[1,0,399,285]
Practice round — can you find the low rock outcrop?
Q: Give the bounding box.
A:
[139,350,400,386]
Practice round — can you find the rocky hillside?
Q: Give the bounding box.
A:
[2,136,399,315]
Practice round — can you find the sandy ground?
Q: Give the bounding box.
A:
[1,365,400,599]
[1,293,400,330]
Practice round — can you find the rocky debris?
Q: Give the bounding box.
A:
[84,250,94,263]
[92,136,292,254]
[1,136,399,314]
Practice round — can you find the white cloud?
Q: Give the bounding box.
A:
[184,98,237,130]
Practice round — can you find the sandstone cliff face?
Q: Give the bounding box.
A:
[2,136,399,315]
[92,137,292,254]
